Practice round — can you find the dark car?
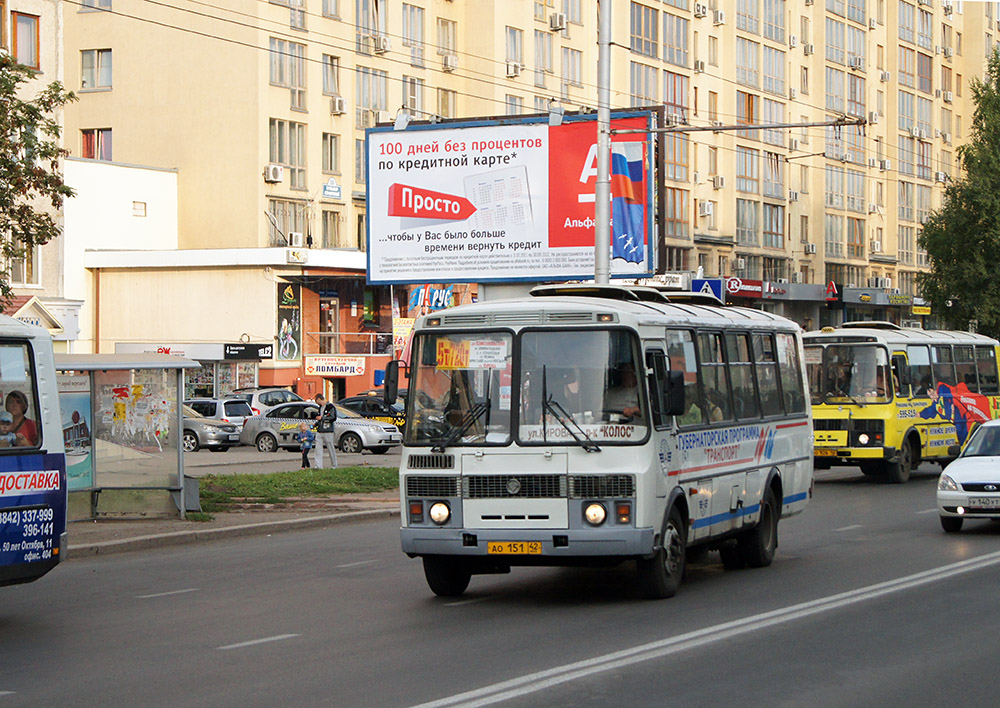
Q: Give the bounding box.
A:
[338,395,407,430]
[240,402,401,454]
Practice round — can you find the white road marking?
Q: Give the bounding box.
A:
[833,524,863,532]
[443,598,490,607]
[0,692,15,697]
[409,550,1000,708]
[217,634,300,651]
[136,588,199,599]
[916,508,939,515]
[335,560,377,569]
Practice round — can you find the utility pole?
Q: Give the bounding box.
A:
[594,0,612,285]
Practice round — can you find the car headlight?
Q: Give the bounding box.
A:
[584,503,607,526]
[428,502,450,525]
[938,474,959,491]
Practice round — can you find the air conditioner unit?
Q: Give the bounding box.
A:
[330,96,346,115]
[713,9,726,25]
[374,110,391,124]
[869,18,877,30]
[549,11,567,31]
[442,54,458,72]
[879,159,891,171]
[698,201,713,217]
[943,132,952,142]
[804,0,813,5]
[803,43,815,55]
[944,47,954,58]
[868,203,878,214]
[506,61,521,78]
[871,239,882,252]
[944,90,954,103]
[934,45,942,55]
[790,138,799,151]
[263,164,284,183]
[694,2,708,18]
[694,59,706,72]
[358,110,375,129]
[840,152,853,163]
[789,87,798,99]
[936,89,943,99]
[712,175,726,190]
[373,34,390,54]
[792,272,804,283]
[804,243,817,255]
[880,70,891,82]
[734,257,746,271]
[789,190,799,202]
[935,171,948,182]
[789,35,799,48]
[881,278,893,289]
[909,125,920,138]
[920,214,931,224]
[868,277,880,288]
[867,157,878,168]
[917,0,929,6]
[668,112,682,126]
[943,1,953,14]
[776,278,790,284]
[849,56,864,70]
[288,231,304,247]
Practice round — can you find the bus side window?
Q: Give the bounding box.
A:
[754,333,783,417]
[698,332,733,423]
[891,355,908,397]
[776,332,806,414]
[933,345,956,389]
[907,345,932,397]
[977,346,1000,395]
[645,349,669,429]
[954,345,978,392]
[726,332,760,420]
[667,329,704,427]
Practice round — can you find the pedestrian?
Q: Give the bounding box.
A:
[297,422,315,469]
[312,394,338,469]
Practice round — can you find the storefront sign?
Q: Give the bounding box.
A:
[304,356,366,376]
[224,343,274,360]
[366,113,655,284]
[762,281,788,299]
[725,277,763,298]
[115,342,225,360]
[888,293,913,306]
[912,305,931,315]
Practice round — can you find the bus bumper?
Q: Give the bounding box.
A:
[814,446,896,465]
[401,526,656,559]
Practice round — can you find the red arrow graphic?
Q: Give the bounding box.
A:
[387,183,477,221]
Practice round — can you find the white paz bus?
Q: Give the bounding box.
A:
[387,285,813,599]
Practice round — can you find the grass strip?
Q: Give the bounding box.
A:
[199,466,399,511]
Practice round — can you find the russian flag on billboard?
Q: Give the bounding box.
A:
[610,142,645,264]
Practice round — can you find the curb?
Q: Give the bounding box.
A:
[67,508,400,559]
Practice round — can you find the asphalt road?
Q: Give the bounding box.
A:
[4,462,1000,707]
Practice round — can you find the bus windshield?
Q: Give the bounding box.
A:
[806,344,892,405]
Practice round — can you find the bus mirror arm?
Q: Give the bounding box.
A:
[664,371,685,417]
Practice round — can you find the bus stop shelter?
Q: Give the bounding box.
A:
[54,353,200,520]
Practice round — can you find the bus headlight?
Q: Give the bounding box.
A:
[858,433,870,445]
[428,502,451,525]
[584,503,607,526]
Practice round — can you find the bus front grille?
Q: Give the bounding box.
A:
[464,474,567,499]
[406,475,461,497]
[407,454,455,469]
[569,474,635,499]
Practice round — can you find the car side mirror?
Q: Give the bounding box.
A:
[664,370,685,417]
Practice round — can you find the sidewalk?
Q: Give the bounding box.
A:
[68,492,401,559]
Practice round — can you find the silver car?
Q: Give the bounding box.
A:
[223,387,303,416]
[239,402,402,454]
[185,398,254,431]
[182,404,242,452]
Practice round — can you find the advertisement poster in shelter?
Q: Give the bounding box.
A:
[58,375,92,491]
[366,113,655,284]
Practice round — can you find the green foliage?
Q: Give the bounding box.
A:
[199,466,399,510]
[919,51,1000,336]
[0,55,76,303]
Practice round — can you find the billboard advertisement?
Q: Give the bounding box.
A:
[366,112,655,284]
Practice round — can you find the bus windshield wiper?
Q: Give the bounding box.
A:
[825,388,866,408]
[544,395,601,453]
[431,400,491,452]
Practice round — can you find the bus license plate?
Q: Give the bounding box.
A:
[969,497,1000,509]
[815,449,837,457]
[487,541,542,555]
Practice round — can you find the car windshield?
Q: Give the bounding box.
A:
[961,425,1000,457]
[805,344,892,405]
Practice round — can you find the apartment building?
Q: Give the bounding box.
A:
[48,0,996,390]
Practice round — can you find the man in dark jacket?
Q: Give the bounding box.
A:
[313,394,338,468]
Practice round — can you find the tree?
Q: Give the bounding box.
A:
[919,51,1000,337]
[0,55,75,304]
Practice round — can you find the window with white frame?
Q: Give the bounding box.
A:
[825,67,845,113]
[403,76,424,112]
[81,0,112,8]
[847,0,865,24]
[322,133,340,174]
[322,210,345,249]
[824,214,844,258]
[663,71,688,121]
[825,165,845,210]
[917,9,932,50]
[630,61,658,105]
[355,66,387,124]
[506,26,524,64]
[402,4,425,66]
[763,204,784,249]
[737,0,760,34]
[355,139,366,183]
[916,183,931,223]
[269,38,306,110]
[736,38,759,87]
[322,55,340,95]
[708,36,719,66]
[847,25,865,67]
[916,95,932,134]
[562,47,583,90]
[898,90,915,130]
[899,46,915,87]
[535,30,553,86]
[763,46,785,95]
[81,128,112,161]
[663,14,689,67]
[356,0,387,53]
[269,119,306,189]
[268,198,307,247]
[289,0,305,30]
[763,0,784,42]
[898,181,914,221]
[8,237,39,286]
[898,136,915,176]
[763,152,783,198]
[899,0,915,44]
[847,74,866,117]
[323,0,339,18]
[437,18,457,55]
[630,2,658,57]
[826,18,845,64]
[736,198,760,246]
[762,98,784,146]
[563,0,582,23]
[826,0,845,16]
[437,88,456,118]
[505,94,524,115]
[737,146,760,193]
[846,170,865,213]
[81,49,112,89]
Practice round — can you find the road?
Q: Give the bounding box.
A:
[3,462,1000,707]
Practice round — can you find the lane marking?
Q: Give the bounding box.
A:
[409,550,1000,708]
[335,560,377,569]
[916,508,938,515]
[0,692,15,696]
[217,634,300,651]
[137,588,199,599]
[833,524,863,532]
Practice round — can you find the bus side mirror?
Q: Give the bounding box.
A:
[664,370,685,417]
[947,444,962,457]
[384,360,402,405]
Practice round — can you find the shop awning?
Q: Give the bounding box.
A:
[54,353,200,371]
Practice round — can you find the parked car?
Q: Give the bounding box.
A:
[338,394,406,430]
[182,404,241,452]
[185,398,255,431]
[938,419,1000,532]
[240,402,402,454]
[223,387,303,416]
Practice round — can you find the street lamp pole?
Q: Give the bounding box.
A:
[594,0,612,285]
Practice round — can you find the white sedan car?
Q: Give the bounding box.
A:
[937,419,1000,532]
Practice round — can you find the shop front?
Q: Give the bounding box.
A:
[114,342,272,399]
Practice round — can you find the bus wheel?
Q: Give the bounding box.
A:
[423,556,471,597]
[739,488,778,568]
[637,506,686,599]
[885,439,915,484]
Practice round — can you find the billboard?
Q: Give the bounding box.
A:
[366,112,656,284]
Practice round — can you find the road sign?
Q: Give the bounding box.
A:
[691,278,723,301]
